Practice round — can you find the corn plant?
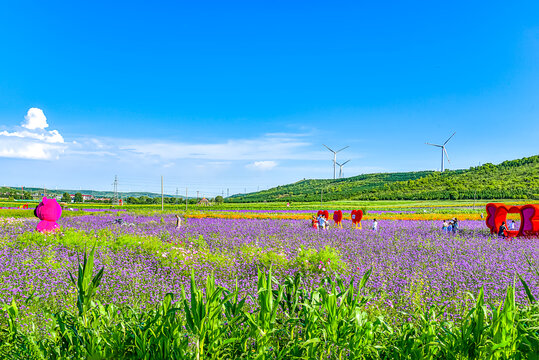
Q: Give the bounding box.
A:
[1,253,539,359]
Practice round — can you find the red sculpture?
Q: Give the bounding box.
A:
[485,203,539,238]
[333,210,343,228]
[317,210,330,220]
[351,209,363,229]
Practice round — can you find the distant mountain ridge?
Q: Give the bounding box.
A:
[2,187,180,200]
[229,155,539,202]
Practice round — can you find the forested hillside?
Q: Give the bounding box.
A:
[229,155,539,202]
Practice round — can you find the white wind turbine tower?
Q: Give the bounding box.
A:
[336,160,350,179]
[323,144,349,179]
[426,132,456,172]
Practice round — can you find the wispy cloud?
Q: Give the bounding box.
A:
[114,133,314,161]
[246,160,278,170]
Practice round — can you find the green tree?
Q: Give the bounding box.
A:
[61,193,72,203]
[215,196,224,204]
[126,197,139,204]
[74,193,83,203]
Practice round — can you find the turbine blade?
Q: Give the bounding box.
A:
[444,147,451,164]
[342,160,350,166]
[336,146,349,153]
[443,132,456,145]
[426,142,442,147]
[322,144,335,153]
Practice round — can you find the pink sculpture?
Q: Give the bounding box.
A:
[34,197,62,233]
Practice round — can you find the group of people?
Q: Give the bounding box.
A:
[497,220,517,238]
[311,214,378,231]
[312,214,328,229]
[441,218,459,234]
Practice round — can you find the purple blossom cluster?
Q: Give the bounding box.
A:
[210,209,416,214]
[1,214,538,327]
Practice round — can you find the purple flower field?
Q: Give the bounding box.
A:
[1,213,538,330]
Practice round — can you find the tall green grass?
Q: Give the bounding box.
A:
[1,249,538,359]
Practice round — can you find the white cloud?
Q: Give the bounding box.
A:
[0,129,64,143]
[23,108,48,130]
[0,108,66,160]
[118,133,313,161]
[247,160,278,170]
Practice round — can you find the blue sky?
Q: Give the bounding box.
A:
[0,1,538,197]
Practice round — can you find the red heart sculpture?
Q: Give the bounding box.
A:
[317,210,330,219]
[351,210,363,224]
[485,203,539,238]
[494,204,521,237]
[333,210,343,223]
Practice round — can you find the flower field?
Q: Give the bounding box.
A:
[1,211,538,358]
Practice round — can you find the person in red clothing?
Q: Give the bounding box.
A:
[311,216,318,229]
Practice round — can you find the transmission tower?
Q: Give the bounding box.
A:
[112,175,119,205]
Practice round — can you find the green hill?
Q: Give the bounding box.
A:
[229,155,539,202]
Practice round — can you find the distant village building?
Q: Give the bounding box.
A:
[67,194,93,202]
[197,197,211,206]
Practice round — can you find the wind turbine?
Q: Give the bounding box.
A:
[336,160,350,179]
[323,144,349,179]
[426,132,456,172]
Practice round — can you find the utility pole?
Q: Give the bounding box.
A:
[320,189,323,206]
[227,188,229,197]
[161,176,164,211]
[196,191,199,203]
[185,187,188,211]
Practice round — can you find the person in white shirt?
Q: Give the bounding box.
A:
[372,219,378,231]
[510,220,516,231]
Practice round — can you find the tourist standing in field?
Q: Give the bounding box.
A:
[311,216,318,229]
[510,220,516,231]
[442,220,448,232]
[452,218,459,234]
[372,219,378,231]
[318,214,326,230]
[175,214,182,228]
